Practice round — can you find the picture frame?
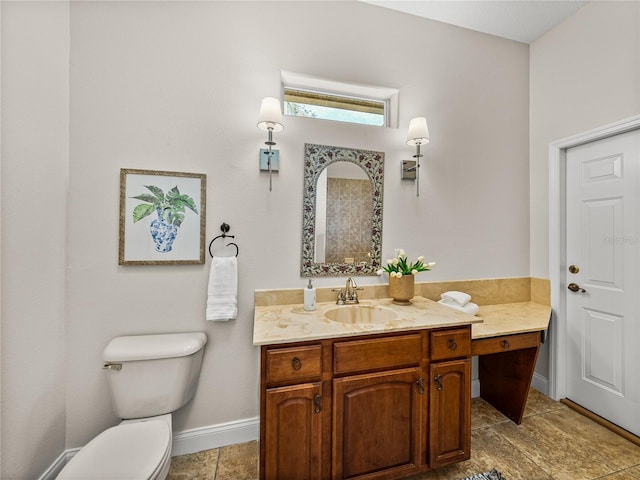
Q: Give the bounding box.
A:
[119,168,206,265]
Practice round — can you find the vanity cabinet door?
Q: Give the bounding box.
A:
[333,367,425,480]
[264,382,324,480]
[428,359,471,468]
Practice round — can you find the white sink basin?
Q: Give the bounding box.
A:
[325,305,399,324]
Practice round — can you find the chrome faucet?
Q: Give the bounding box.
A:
[333,277,363,305]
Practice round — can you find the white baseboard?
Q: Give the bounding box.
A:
[38,416,260,479]
[531,372,549,395]
[472,378,481,398]
[171,416,259,456]
[473,373,549,400]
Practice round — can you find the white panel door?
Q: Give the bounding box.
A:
[566,129,640,436]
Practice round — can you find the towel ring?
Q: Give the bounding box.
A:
[208,223,239,257]
[225,242,239,257]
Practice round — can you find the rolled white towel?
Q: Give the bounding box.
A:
[440,291,472,306]
[437,299,479,315]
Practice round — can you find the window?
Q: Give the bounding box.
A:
[284,88,386,126]
[281,71,399,128]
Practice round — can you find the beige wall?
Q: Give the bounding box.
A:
[529,0,639,381]
[530,0,640,279]
[2,2,530,478]
[1,1,69,477]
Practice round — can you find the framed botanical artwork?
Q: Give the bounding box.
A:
[119,168,206,265]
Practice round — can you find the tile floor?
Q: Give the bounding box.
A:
[167,389,640,480]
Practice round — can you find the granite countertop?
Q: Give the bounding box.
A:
[253,296,482,346]
[472,302,552,340]
[253,293,552,346]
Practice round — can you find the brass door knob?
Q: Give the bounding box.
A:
[569,265,580,274]
[568,283,586,293]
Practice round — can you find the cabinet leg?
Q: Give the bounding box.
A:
[478,346,539,424]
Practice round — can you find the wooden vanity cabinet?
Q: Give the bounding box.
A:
[264,383,324,479]
[332,334,425,480]
[259,326,472,480]
[428,328,472,467]
[333,367,424,479]
[429,359,471,467]
[261,343,328,480]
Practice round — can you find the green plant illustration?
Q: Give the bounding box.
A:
[131,184,199,253]
[131,185,198,227]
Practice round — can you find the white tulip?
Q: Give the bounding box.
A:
[417,256,425,262]
[411,269,418,275]
[392,258,399,266]
[427,262,436,268]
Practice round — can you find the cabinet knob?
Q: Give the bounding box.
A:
[501,339,510,349]
[291,357,302,370]
[448,339,458,351]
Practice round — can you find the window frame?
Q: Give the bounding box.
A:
[280,71,399,128]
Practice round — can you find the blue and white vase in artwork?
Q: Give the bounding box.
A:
[150,208,178,253]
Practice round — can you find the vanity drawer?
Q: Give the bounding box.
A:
[265,344,322,385]
[430,328,471,361]
[471,332,540,356]
[333,333,423,375]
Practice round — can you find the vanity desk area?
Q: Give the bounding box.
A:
[253,282,551,480]
[472,302,551,425]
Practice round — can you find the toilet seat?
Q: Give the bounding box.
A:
[57,419,171,480]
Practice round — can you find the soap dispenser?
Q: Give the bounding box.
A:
[304,279,316,311]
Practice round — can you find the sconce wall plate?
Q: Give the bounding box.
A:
[401,160,417,180]
[260,149,280,172]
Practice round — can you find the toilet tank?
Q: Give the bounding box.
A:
[103,332,207,419]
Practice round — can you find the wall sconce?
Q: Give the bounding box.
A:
[402,117,430,197]
[257,97,284,192]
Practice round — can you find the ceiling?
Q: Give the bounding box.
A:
[360,0,590,44]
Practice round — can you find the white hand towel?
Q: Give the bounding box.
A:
[437,299,479,315]
[440,290,472,306]
[206,256,238,321]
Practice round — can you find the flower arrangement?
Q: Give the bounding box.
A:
[377,250,436,277]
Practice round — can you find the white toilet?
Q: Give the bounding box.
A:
[57,332,208,480]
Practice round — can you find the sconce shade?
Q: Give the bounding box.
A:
[406,117,430,146]
[257,97,284,132]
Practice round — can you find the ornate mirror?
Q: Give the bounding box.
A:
[301,143,384,276]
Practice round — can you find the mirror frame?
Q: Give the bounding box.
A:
[301,143,384,277]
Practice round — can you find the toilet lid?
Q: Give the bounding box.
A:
[58,420,171,480]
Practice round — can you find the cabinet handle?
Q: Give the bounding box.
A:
[314,394,322,414]
[434,374,443,391]
[501,339,510,349]
[448,338,458,350]
[291,357,302,370]
[416,377,425,395]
